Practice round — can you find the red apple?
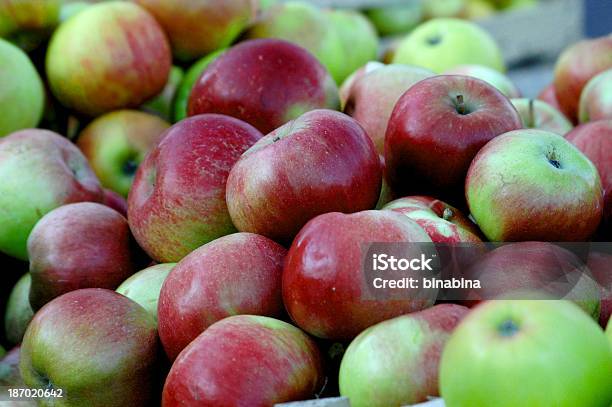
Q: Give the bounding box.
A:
[226,109,381,243]
[537,82,564,113]
[128,114,263,263]
[162,315,323,406]
[158,232,286,360]
[385,75,522,202]
[102,188,128,217]
[585,250,612,327]
[579,68,612,123]
[188,39,339,134]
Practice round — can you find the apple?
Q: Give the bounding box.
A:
[553,35,612,122]
[338,61,384,108]
[444,64,521,98]
[226,109,381,243]
[510,98,573,135]
[385,75,522,202]
[0,38,44,137]
[46,1,171,117]
[607,317,612,347]
[20,288,159,407]
[77,110,169,197]
[4,273,33,345]
[392,18,505,73]
[102,188,128,217]
[440,300,612,407]
[339,304,469,407]
[0,0,60,50]
[59,1,90,22]
[187,38,339,134]
[537,82,564,113]
[158,232,286,360]
[162,315,323,406]
[579,68,612,123]
[132,0,255,61]
[464,0,495,20]
[28,202,145,310]
[128,114,263,263]
[342,63,434,153]
[0,129,103,260]
[0,346,23,387]
[141,66,184,122]
[116,263,175,325]
[423,0,466,19]
[283,210,436,341]
[585,250,612,327]
[466,129,603,242]
[365,1,423,36]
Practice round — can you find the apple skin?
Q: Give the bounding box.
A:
[339,304,469,407]
[28,202,145,311]
[607,317,612,347]
[162,315,323,406]
[20,288,159,407]
[116,263,175,325]
[439,300,612,407]
[385,75,522,201]
[283,210,436,341]
[128,114,263,263]
[553,35,612,122]
[0,39,44,137]
[392,18,505,73]
[77,110,169,197]
[466,129,603,242]
[537,82,564,113]
[510,98,573,135]
[133,0,255,61]
[579,68,612,123]
[188,38,339,134]
[365,1,424,36]
[158,232,286,361]
[102,188,128,217]
[444,64,521,98]
[342,63,434,153]
[226,109,381,244]
[46,1,172,117]
[0,0,60,50]
[4,273,33,345]
[585,250,612,327]
[0,346,23,387]
[0,129,103,260]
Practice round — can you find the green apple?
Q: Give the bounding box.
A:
[4,273,33,345]
[142,66,183,122]
[116,263,175,325]
[423,0,466,19]
[0,38,44,137]
[440,300,612,407]
[393,18,505,73]
[510,98,573,135]
[365,1,424,36]
[0,0,61,50]
[444,64,520,98]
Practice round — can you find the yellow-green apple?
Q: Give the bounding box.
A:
[142,66,183,122]
[339,304,469,407]
[158,232,286,360]
[440,300,612,407]
[342,63,434,153]
[553,36,612,122]
[444,64,521,98]
[4,273,33,345]
[510,98,573,135]
[28,202,145,310]
[128,114,262,263]
[226,109,381,243]
[0,0,60,50]
[423,0,466,19]
[162,315,323,406]
[585,250,612,327]
[365,1,423,36]
[188,39,339,134]
[132,0,255,61]
[0,39,44,137]
[392,18,505,73]
[20,288,159,407]
[77,110,170,197]
[0,129,103,260]
[579,68,612,122]
[283,210,436,341]
[46,1,171,117]
[466,129,603,241]
[102,188,128,217]
[537,82,564,113]
[385,75,522,202]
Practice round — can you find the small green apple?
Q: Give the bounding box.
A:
[4,273,33,345]
[365,1,423,36]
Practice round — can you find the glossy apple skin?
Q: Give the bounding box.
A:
[158,233,286,361]
[4,273,33,345]
[162,315,323,406]
[585,250,612,327]
[444,64,521,98]
[579,68,612,123]
[20,289,159,407]
[510,98,573,135]
[226,109,381,243]
[553,36,612,122]
[283,210,436,341]
[128,114,263,263]
[188,39,339,134]
[28,202,144,311]
[0,129,103,260]
[440,300,612,407]
[339,304,469,407]
[46,2,171,117]
[133,0,255,61]
[342,64,433,153]
[385,75,522,201]
[537,82,564,113]
[102,188,128,217]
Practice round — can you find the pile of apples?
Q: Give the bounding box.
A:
[0,1,611,406]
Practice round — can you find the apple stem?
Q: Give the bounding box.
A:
[456,94,466,115]
[273,136,280,142]
[528,99,535,128]
[442,208,453,221]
